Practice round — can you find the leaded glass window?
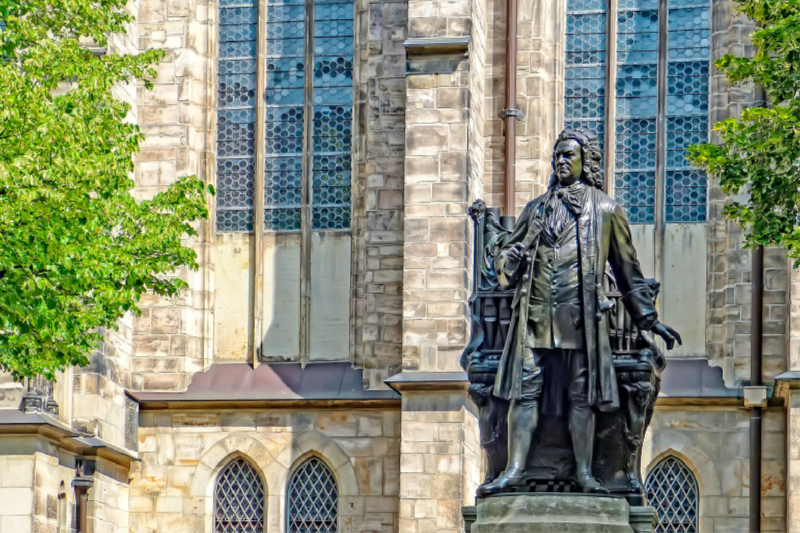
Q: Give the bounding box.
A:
[214,458,266,533]
[287,457,339,533]
[645,456,699,533]
[217,0,258,232]
[564,0,709,224]
[565,0,607,153]
[217,0,354,232]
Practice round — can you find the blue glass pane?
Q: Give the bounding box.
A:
[219,7,257,24]
[263,0,308,230]
[616,96,657,116]
[217,0,257,232]
[617,10,658,32]
[668,7,709,30]
[311,0,353,230]
[219,59,257,75]
[618,0,657,9]
[616,30,658,51]
[566,0,606,159]
[616,76,658,98]
[565,77,606,98]
[567,32,607,51]
[666,204,706,222]
[566,65,605,79]
[264,208,301,231]
[219,40,257,58]
[567,0,605,11]
[614,0,660,223]
[567,13,606,34]
[218,210,255,231]
[219,24,257,42]
[666,2,709,222]
[268,4,305,21]
[267,38,305,56]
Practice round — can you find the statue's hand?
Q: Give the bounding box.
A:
[651,320,682,350]
[504,242,525,261]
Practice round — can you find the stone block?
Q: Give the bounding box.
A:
[432,183,467,202]
[409,18,448,38]
[436,88,468,108]
[429,218,466,242]
[407,125,450,156]
[472,494,634,533]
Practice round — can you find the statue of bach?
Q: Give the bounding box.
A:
[478,128,682,496]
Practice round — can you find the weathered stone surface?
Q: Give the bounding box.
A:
[472,494,633,533]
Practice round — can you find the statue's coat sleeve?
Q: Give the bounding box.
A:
[607,204,657,329]
[495,203,533,290]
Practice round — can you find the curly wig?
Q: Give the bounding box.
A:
[550,128,604,190]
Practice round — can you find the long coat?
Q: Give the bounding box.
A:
[493,184,657,411]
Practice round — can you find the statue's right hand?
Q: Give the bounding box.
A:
[505,242,525,261]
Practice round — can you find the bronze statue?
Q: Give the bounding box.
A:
[470,129,681,497]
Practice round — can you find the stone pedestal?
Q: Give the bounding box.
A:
[471,494,640,533]
[628,506,657,533]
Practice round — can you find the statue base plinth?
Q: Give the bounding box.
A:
[470,494,655,533]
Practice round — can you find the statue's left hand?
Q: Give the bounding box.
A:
[651,321,682,350]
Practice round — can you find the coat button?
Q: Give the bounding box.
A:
[523,274,530,281]
[521,288,528,294]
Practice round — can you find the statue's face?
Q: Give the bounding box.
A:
[554,139,583,186]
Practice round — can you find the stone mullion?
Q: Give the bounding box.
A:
[253,0,268,366]
[604,0,618,195]
[299,0,315,366]
[654,0,668,314]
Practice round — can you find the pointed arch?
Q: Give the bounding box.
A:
[645,455,699,533]
[286,456,339,533]
[214,456,266,532]
[191,434,276,498]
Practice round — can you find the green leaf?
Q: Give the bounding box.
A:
[0,0,212,380]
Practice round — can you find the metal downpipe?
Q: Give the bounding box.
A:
[502,0,518,217]
[750,243,764,533]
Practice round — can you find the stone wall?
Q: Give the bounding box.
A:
[132,0,211,390]
[402,59,471,374]
[130,407,401,533]
[398,392,481,533]
[481,0,561,213]
[643,406,786,532]
[705,0,790,385]
[352,0,408,389]
[68,0,142,450]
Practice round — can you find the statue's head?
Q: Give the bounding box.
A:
[550,128,603,189]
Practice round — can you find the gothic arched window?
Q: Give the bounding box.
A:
[215,458,266,533]
[645,456,699,533]
[287,457,339,533]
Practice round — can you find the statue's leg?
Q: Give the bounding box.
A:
[568,350,608,494]
[477,349,542,496]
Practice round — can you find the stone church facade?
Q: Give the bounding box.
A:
[0,0,798,531]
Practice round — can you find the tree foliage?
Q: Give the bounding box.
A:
[688,0,800,263]
[0,0,213,380]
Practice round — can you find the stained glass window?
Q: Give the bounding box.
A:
[218,0,354,232]
[565,0,607,155]
[665,0,709,222]
[615,0,659,223]
[564,0,709,224]
[214,458,266,533]
[287,457,339,533]
[311,0,353,230]
[217,0,258,232]
[645,456,699,533]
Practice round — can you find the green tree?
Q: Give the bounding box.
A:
[688,0,800,262]
[0,0,213,380]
